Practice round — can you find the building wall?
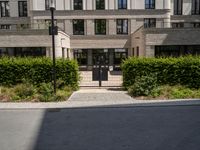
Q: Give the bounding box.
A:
[0,0,30,28]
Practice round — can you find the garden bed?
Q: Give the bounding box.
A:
[0,82,74,102]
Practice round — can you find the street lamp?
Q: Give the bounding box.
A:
[49,0,56,94]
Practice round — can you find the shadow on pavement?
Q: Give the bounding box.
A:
[32,104,200,150]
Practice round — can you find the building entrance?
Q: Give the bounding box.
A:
[73,48,128,71]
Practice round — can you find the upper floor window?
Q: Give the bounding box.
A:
[74,0,83,10]
[18,1,27,17]
[118,0,127,9]
[96,0,105,10]
[192,0,200,15]
[45,0,56,10]
[73,19,84,35]
[95,19,106,35]
[174,0,182,15]
[144,18,156,28]
[117,19,128,34]
[0,1,9,17]
[145,0,155,9]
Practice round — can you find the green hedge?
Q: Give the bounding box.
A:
[122,56,200,89]
[0,57,79,88]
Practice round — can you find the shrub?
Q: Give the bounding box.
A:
[170,86,196,99]
[122,56,200,89]
[12,83,36,101]
[0,57,79,89]
[37,83,54,102]
[128,74,158,96]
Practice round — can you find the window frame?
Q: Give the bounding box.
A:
[0,24,10,30]
[192,0,200,15]
[96,0,105,10]
[73,19,85,35]
[145,0,155,9]
[118,0,127,9]
[74,0,83,10]
[144,18,156,28]
[0,1,10,17]
[18,1,27,17]
[116,19,128,35]
[95,19,106,35]
[174,0,183,15]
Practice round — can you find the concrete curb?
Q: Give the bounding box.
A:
[0,99,200,109]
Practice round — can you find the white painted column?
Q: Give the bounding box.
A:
[93,0,96,10]
[127,0,131,9]
[164,0,171,28]
[83,0,86,10]
[71,0,74,10]
[105,0,109,10]
[164,0,170,9]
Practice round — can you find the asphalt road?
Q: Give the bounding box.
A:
[0,105,200,150]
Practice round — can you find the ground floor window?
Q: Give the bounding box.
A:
[0,47,46,57]
[73,48,128,70]
[155,45,200,57]
[114,49,128,65]
[73,49,88,65]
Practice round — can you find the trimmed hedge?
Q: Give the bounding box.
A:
[0,57,79,88]
[122,56,200,89]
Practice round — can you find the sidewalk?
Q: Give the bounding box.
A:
[0,89,200,109]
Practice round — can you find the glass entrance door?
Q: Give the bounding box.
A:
[92,49,109,66]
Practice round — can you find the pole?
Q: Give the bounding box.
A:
[50,7,56,94]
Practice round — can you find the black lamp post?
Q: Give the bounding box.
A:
[49,0,56,94]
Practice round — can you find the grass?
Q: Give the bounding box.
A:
[0,83,74,102]
[130,85,200,100]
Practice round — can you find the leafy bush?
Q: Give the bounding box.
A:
[122,56,200,89]
[37,83,73,102]
[128,74,158,96]
[0,57,79,89]
[12,83,36,101]
[37,83,54,102]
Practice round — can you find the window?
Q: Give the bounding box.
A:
[172,23,184,28]
[96,0,105,10]
[174,0,182,15]
[155,46,181,57]
[117,19,128,34]
[0,1,9,17]
[192,22,200,28]
[14,47,46,57]
[144,18,156,28]
[114,49,128,65]
[18,1,27,17]
[45,0,56,10]
[192,0,200,15]
[74,49,88,65]
[136,47,139,57]
[145,0,155,9]
[73,19,84,35]
[0,24,10,30]
[74,0,83,10]
[95,19,106,35]
[118,0,127,9]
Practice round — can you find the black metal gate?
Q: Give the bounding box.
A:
[92,53,108,87]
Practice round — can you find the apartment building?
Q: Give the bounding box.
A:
[0,0,200,71]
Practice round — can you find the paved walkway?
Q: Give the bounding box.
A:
[0,88,200,109]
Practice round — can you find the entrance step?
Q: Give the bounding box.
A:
[79,71,123,87]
